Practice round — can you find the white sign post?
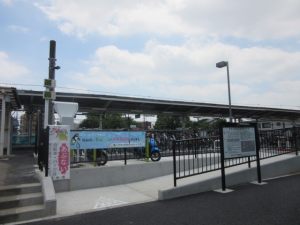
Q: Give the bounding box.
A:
[48,125,70,180]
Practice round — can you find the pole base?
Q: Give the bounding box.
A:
[214,188,234,194]
[251,181,268,185]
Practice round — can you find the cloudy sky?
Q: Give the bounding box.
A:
[1,0,300,110]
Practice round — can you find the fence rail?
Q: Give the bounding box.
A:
[172,127,300,186]
[70,147,144,165]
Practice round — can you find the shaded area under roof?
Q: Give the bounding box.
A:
[16,89,300,120]
[0,87,21,110]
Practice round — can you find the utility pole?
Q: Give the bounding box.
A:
[44,40,60,128]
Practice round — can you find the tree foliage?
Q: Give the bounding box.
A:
[154,115,191,130]
[79,113,136,129]
[154,115,226,130]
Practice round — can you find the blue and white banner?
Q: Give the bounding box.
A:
[70,131,146,150]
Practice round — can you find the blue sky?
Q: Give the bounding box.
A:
[1,0,300,110]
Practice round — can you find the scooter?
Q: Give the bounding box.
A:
[133,136,161,162]
[149,137,161,161]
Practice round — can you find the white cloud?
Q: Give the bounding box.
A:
[35,0,185,38]
[1,0,14,6]
[35,0,300,40]
[64,41,300,109]
[8,25,30,33]
[0,51,30,83]
[32,0,300,109]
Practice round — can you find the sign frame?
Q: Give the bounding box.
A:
[48,125,71,180]
[219,123,262,191]
[221,124,258,159]
[70,130,146,150]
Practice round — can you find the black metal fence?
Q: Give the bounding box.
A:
[70,147,145,165]
[172,127,300,186]
[37,126,300,180]
[69,129,209,165]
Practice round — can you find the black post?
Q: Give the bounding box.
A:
[219,126,226,191]
[48,40,57,125]
[293,126,298,156]
[247,156,251,168]
[254,125,262,183]
[45,127,49,177]
[220,150,226,191]
[296,128,299,156]
[34,113,39,155]
[256,154,262,183]
[124,148,127,165]
[172,140,177,187]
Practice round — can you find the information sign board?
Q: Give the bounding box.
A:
[222,126,257,158]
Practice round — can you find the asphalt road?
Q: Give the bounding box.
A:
[22,173,300,225]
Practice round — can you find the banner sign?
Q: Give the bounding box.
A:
[70,131,146,150]
[48,125,70,180]
[222,126,257,158]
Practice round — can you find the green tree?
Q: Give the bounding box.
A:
[154,115,191,130]
[79,113,136,129]
[210,118,226,130]
[102,113,126,129]
[79,113,100,129]
[191,118,210,130]
[190,118,226,130]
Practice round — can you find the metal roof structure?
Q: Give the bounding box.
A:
[0,87,21,110]
[16,89,300,121]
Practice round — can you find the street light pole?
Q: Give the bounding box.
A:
[226,62,233,123]
[216,61,233,123]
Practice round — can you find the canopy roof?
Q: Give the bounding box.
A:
[16,89,300,121]
[0,87,21,110]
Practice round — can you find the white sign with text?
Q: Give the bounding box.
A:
[223,127,256,158]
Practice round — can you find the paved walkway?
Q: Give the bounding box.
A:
[0,150,38,186]
[1,150,298,225]
[16,173,300,225]
[54,154,296,216]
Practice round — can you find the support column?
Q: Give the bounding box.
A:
[99,114,103,130]
[7,111,11,155]
[0,94,6,156]
[28,113,32,145]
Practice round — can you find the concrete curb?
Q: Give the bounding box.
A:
[158,155,300,200]
[35,170,56,215]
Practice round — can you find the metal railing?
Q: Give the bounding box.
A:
[172,127,300,186]
[70,147,144,165]
[69,130,200,165]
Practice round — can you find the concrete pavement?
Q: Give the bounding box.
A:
[12,172,300,225]
[54,154,298,216]
[2,151,300,224]
[0,150,38,186]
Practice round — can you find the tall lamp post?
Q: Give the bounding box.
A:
[216,61,233,123]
